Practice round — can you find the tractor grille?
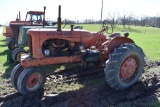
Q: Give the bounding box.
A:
[28,35,33,56]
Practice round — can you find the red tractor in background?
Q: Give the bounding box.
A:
[3,6,47,50]
[11,5,145,94]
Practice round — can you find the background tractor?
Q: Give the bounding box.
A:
[3,6,47,50]
[11,5,145,94]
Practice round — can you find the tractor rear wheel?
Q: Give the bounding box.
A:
[12,48,28,62]
[17,67,46,94]
[104,43,145,90]
[8,39,18,50]
[11,64,24,89]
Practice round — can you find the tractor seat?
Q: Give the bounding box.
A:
[109,33,122,38]
[74,26,83,29]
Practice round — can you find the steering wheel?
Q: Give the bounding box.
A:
[102,20,113,34]
[62,19,72,28]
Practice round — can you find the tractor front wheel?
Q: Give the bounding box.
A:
[12,48,28,62]
[104,43,145,90]
[17,67,46,94]
[8,39,18,50]
[11,63,24,89]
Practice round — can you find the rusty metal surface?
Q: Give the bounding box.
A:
[27,29,93,58]
[21,55,82,68]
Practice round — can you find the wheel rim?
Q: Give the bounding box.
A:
[26,72,42,90]
[11,42,17,49]
[16,52,25,62]
[120,55,139,83]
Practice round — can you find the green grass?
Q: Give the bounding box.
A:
[0,27,17,81]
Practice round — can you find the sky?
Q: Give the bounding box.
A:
[0,0,160,25]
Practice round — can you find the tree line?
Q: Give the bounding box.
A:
[68,13,160,28]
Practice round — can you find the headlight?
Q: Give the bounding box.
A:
[44,50,50,56]
[79,45,84,51]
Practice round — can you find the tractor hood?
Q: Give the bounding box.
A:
[27,28,93,44]
[10,21,44,26]
[27,28,92,38]
[10,21,27,25]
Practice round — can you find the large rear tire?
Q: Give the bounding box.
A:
[11,63,24,89]
[17,67,46,94]
[12,48,28,62]
[104,43,145,90]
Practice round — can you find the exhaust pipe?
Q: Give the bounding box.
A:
[57,5,61,31]
[19,11,21,21]
[16,11,21,21]
[43,6,46,28]
[16,14,18,21]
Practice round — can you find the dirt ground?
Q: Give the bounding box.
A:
[0,57,160,107]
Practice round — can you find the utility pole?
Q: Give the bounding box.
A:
[100,0,103,30]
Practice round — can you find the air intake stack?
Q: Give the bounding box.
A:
[57,5,61,31]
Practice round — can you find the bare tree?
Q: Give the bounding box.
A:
[120,14,127,28]
[108,11,119,28]
[140,17,146,26]
[156,17,160,28]
[155,14,160,27]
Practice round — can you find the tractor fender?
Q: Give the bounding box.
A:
[108,37,134,54]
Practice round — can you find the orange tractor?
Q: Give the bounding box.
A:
[11,5,145,94]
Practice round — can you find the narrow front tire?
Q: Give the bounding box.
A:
[17,67,46,94]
